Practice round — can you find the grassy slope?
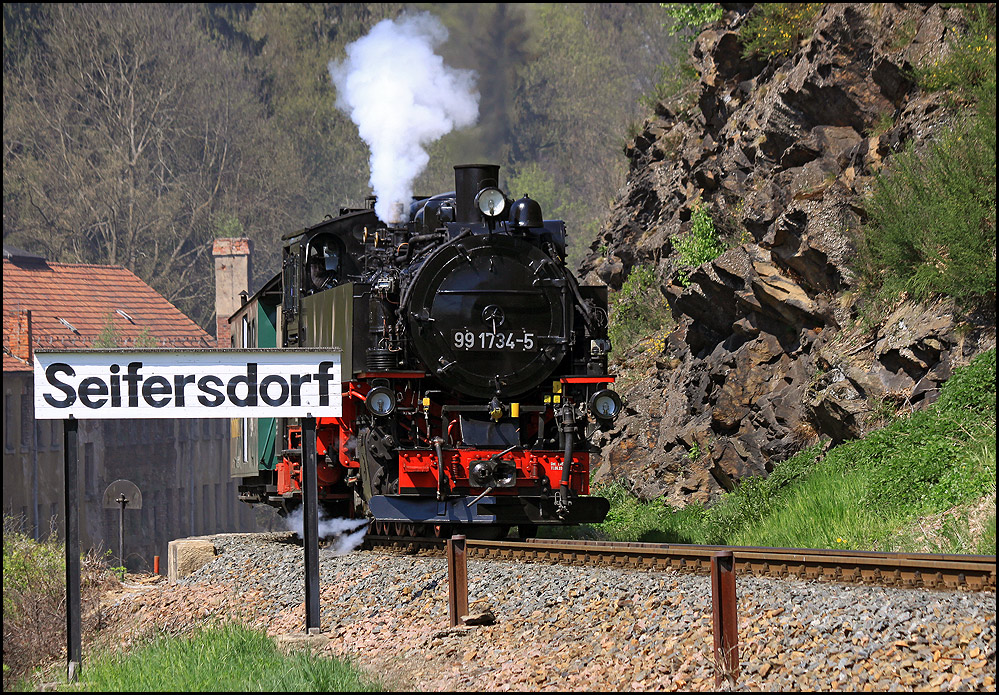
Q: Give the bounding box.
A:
[584,350,996,555]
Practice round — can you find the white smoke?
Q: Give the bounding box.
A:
[329,12,479,225]
[285,507,369,556]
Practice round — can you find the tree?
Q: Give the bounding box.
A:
[507,4,679,270]
[242,3,403,219]
[3,3,302,330]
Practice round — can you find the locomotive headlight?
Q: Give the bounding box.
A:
[365,386,396,417]
[589,389,622,421]
[474,187,507,218]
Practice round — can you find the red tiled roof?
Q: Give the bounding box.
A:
[3,257,214,369]
[4,353,31,373]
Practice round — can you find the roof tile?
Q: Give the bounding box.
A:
[3,258,214,360]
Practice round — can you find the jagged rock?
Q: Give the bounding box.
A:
[808,373,870,443]
[584,3,996,504]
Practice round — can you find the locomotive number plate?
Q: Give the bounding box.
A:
[451,330,536,351]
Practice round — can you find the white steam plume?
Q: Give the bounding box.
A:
[329,12,479,225]
[285,507,369,556]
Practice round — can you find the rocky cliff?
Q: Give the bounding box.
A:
[580,3,996,504]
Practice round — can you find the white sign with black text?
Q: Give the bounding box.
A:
[33,350,342,420]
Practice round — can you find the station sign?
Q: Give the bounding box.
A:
[33,349,342,419]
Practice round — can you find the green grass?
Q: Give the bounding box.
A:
[61,622,381,692]
[581,349,997,555]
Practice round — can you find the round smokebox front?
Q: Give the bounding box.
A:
[406,235,569,398]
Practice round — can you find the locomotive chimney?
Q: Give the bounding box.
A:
[212,238,252,347]
[454,164,500,224]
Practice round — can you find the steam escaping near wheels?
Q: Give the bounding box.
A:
[284,508,369,555]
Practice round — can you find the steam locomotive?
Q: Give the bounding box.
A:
[230,165,619,538]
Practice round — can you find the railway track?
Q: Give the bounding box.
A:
[362,534,996,591]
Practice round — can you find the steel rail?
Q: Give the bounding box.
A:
[362,534,996,591]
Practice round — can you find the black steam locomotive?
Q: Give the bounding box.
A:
[231,164,619,537]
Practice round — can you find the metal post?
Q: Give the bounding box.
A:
[711,550,739,686]
[447,534,468,627]
[63,417,81,681]
[117,494,127,578]
[302,415,321,632]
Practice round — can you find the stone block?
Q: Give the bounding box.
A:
[168,538,217,582]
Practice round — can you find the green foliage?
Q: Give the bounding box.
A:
[506,162,565,221]
[92,313,124,348]
[582,482,709,544]
[71,621,381,692]
[608,265,671,351]
[858,71,996,305]
[739,3,823,59]
[915,4,996,96]
[660,3,724,42]
[4,517,121,690]
[671,205,723,286]
[2,517,63,622]
[213,213,245,239]
[134,327,158,348]
[508,4,679,271]
[582,350,996,554]
[859,350,996,513]
[699,444,827,544]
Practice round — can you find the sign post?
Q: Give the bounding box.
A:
[34,348,342,677]
[64,416,81,682]
[302,415,321,631]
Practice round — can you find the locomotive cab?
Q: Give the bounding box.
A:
[235,164,618,538]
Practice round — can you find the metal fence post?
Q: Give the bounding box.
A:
[711,550,739,686]
[447,534,468,627]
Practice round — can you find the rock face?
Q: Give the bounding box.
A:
[581,4,995,504]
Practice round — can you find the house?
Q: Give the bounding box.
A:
[3,245,257,570]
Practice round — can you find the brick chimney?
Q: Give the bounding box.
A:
[5,309,33,365]
[212,238,252,347]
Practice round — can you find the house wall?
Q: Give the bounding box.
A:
[3,372,258,571]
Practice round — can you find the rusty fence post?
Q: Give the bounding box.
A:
[447,535,468,627]
[711,550,739,686]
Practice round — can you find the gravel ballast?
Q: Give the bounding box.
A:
[105,532,996,691]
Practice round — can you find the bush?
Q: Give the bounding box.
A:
[608,265,671,350]
[860,5,996,307]
[859,98,996,304]
[3,517,117,690]
[915,4,996,96]
[671,205,723,286]
[739,3,823,60]
[660,3,724,43]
